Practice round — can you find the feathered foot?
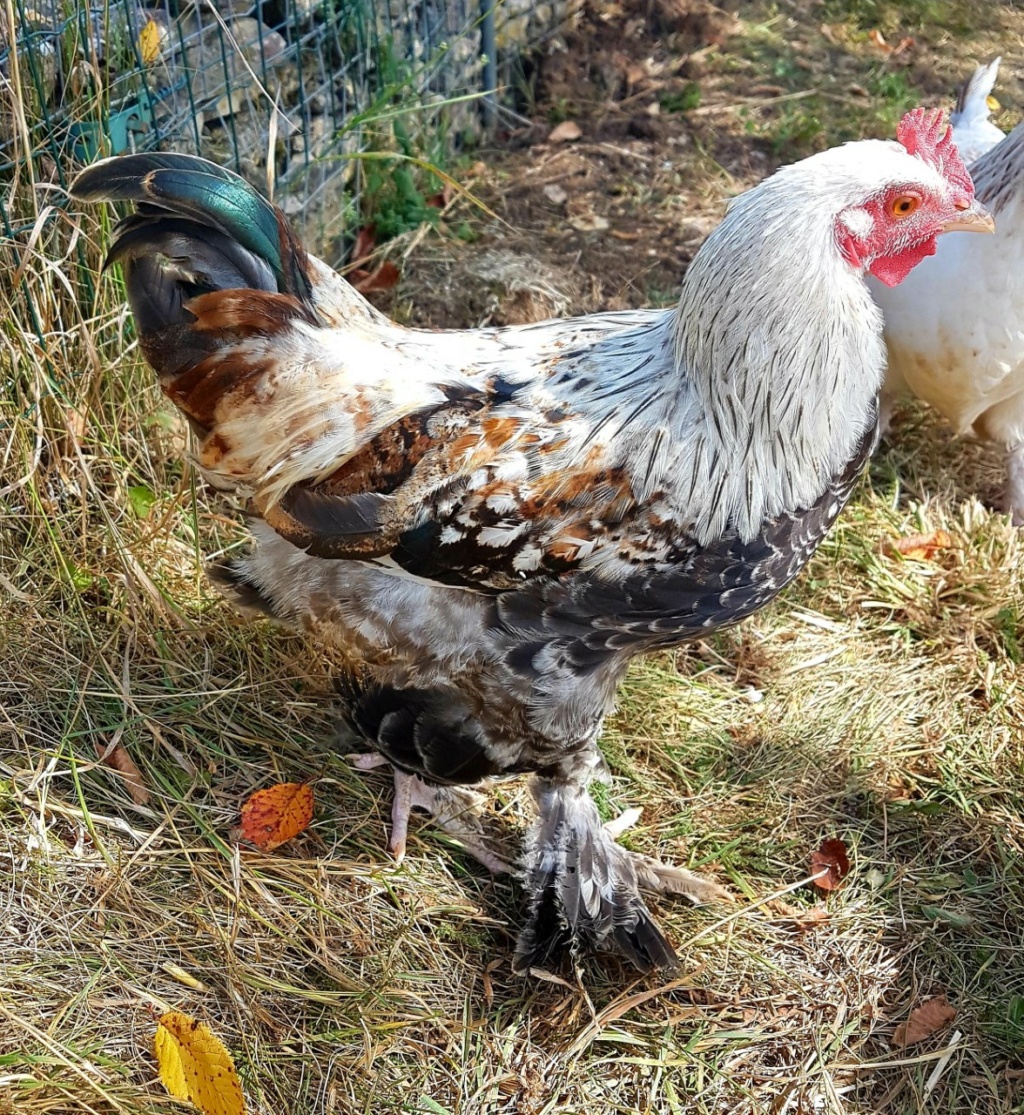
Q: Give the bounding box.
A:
[349,754,513,874]
[514,778,730,974]
[603,806,732,903]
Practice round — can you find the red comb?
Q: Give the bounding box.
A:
[896,107,974,196]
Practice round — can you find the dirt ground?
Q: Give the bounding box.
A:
[381,0,1023,338]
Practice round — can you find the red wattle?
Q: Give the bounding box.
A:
[868,235,938,287]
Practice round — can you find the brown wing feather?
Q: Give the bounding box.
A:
[257,402,487,559]
[254,394,650,589]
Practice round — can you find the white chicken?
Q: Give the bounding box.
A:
[874,60,1024,521]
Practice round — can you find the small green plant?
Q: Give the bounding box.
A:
[354,44,460,243]
[546,97,573,124]
[660,82,701,114]
[363,117,447,242]
[993,606,1023,664]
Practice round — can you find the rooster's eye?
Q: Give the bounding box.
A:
[890,194,920,218]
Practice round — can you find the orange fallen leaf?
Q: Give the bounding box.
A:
[810,837,850,892]
[154,1011,246,1114]
[349,261,400,294]
[868,28,888,50]
[95,739,151,806]
[891,530,953,561]
[239,782,314,851]
[892,994,957,1047]
[425,183,455,208]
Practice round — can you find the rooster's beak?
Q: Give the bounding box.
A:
[942,199,995,234]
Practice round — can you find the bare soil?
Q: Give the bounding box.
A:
[380,0,1023,335]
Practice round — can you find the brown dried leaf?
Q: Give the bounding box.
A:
[868,28,888,50]
[891,530,953,561]
[95,739,151,806]
[350,226,377,266]
[625,63,647,86]
[155,1011,247,1114]
[548,120,582,143]
[240,782,314,851]
[349,261,401,294]
[810,837,850,892]
[425,183,455,208]
[892,995,957,1047]
[772,900,831,932]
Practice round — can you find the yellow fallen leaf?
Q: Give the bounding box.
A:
[239,782,314,851]
[138,18,161,64]
[155,1011,246,1115]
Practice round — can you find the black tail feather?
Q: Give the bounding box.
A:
[71,152,313,350]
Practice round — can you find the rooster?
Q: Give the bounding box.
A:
[874,64,1024,521]
[71,109,990,972]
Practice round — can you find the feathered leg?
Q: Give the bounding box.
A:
[514,763,730,974]
[877,389,898,440]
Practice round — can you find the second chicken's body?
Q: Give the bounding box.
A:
[876,61,1024,520]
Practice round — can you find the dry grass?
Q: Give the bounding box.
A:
[4,2,1024,1112]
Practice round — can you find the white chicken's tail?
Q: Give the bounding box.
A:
[950,58,1005,165]
[953,57,1001,123]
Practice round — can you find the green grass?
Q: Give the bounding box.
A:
[823,0,990,38]
[717,0,1019,158]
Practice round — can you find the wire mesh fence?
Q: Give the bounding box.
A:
[0,0,578,254]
